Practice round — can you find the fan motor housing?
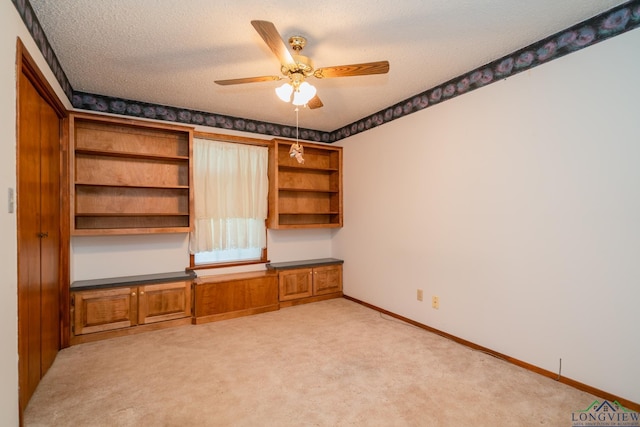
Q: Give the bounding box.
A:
[282,54,314,77]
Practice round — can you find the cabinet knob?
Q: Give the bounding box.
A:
[131,292,136,297]
[140,291,145,295]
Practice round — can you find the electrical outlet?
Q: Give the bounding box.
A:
[417,289,423,301]
[432,296,439,309]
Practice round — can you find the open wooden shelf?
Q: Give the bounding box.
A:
[74,148,189,161]
[70,113,194,235]
[278,165,339,172]
[278,187,340,193]
[75,182,189,189]
[75,212,189,217]
[268,139,343,229]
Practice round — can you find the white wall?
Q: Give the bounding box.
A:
[71,228,334,280]
[1,2,72,424]
[334,28,640,404]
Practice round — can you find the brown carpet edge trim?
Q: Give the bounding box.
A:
[342,295,640,412]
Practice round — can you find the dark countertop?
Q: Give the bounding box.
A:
[265,258,344,271]
[71,270,196,291]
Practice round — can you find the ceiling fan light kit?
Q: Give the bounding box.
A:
[280,81,316,106]
[215,20,389,110]
[275,71,317,106]
[292,82,316,106]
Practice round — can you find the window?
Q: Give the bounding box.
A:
[190,137,269,267]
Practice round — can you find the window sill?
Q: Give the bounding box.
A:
[188,257,269,271]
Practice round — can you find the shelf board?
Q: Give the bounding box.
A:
[273,223,342,229]
[278,165,338,173]
[278,211,340,215]
[75,213,189,217]
[75,148,189,161]
[72,227,191,236]
[278,187,339,193]
[75,182,189,190]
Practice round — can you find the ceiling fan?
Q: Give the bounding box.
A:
[214,20,390,109]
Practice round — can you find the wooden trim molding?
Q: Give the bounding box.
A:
[17,38,66,116]
[193,131,272,147]
[189,248,268,271]
[343,295,640,412]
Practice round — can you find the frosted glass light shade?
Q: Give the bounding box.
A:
[292,82,316,106]
[275,83,293,102]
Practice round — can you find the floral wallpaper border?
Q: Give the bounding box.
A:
[334,1,640,142]
[72,91,324,142]
[12,0,640,143]
[11,0,74,102]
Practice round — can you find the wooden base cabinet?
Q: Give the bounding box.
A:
[71,273,194,344]
[193,271,279,324]
[267,259,343,306]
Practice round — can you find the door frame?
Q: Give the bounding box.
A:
[16,37,69,413]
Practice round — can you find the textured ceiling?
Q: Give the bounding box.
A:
[29,0,628,132]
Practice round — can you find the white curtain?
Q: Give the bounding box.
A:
[189,138,268,255]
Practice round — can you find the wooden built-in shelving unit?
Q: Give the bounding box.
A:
[268,139,343,229]
[266,258,344,307]
[70,113,194,235]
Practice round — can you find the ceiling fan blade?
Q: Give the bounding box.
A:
[307,95,323,109]
[215,75,282,86]
[251,20,295,67]
[313,61,390,79]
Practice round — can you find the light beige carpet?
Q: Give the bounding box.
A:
[24,298,597,426]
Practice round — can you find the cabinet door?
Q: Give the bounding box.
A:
[73,287,138,335]
[313,265,343,295]
[279,268,313,301]
[138,281,192,324]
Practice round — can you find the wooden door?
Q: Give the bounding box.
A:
[17,41,65,413]
[38,85,61,374]
[18,68,44,406]
[278,268,313,301]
